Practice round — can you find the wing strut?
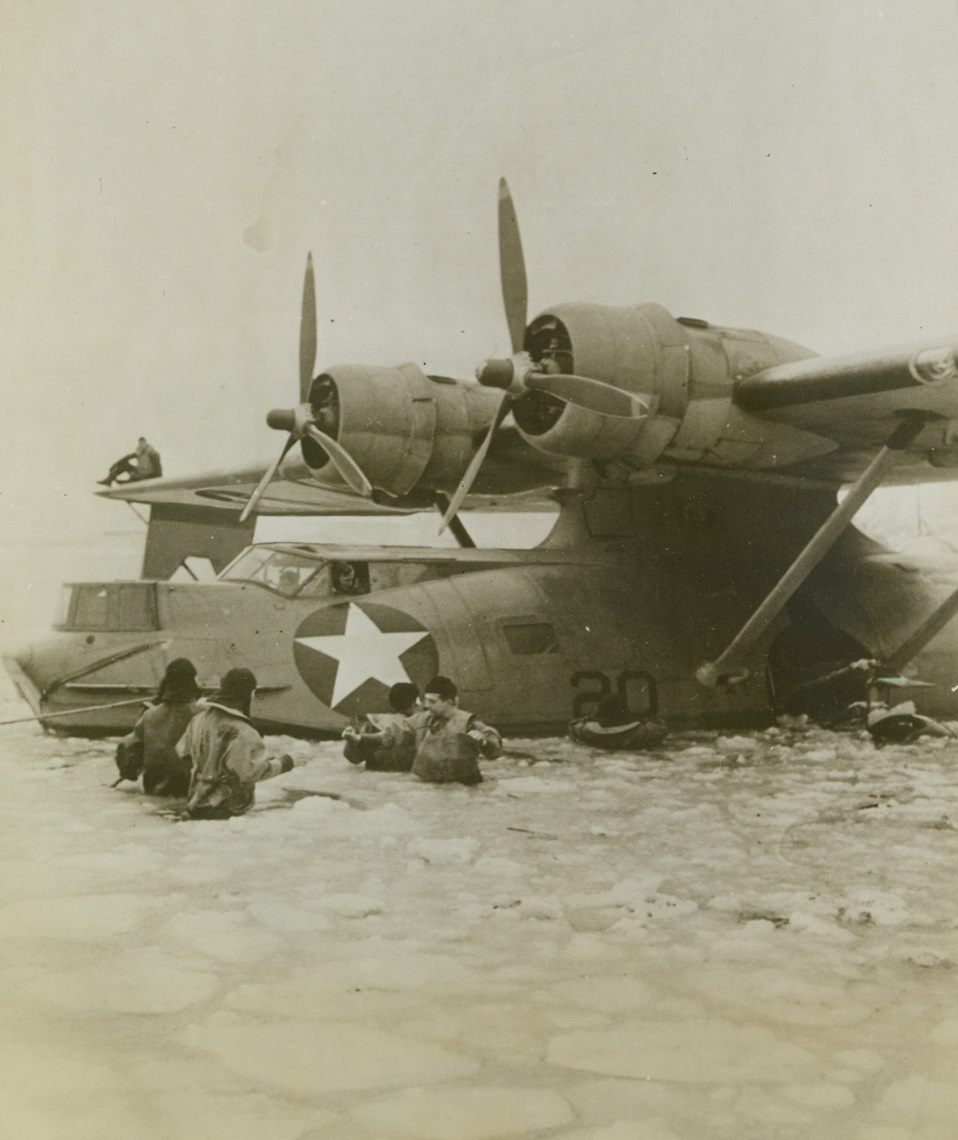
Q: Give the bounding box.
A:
[883,583,958,673]
[434,494,476,548]
[696,415,929,688]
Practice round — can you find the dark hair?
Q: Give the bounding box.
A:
[157,657,201,703]
[388,682,419,713]
[215,667,258,715]
[594,693,633,728]
[424,675,457,701]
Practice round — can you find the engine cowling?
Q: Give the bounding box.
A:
[509,303,688,465]
[303,363,504,498]
[511,302,833,471]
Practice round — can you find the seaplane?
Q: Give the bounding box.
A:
[7,180,958,737]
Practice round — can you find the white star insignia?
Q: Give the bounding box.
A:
[295,603,429,708]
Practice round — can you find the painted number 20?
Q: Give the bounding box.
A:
[570,670,658,717]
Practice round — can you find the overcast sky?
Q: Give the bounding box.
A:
[2,0,957,544]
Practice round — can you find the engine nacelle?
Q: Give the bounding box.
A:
[511,303,688,465]
[513,303,833,471]
[303,363,503,498]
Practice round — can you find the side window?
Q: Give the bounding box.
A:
[72,586,110,629]
[66,584,157,631]
[113,584,157,629]
[297,564,332,598]
[53,586,73,628]
[368,562,410,591]
[501,621,559,655]
[331,561,370,596]
[367,563,449,591]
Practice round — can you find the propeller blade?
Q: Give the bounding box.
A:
[498,178,528,355]
[438,395,512,534]
[305,425,374,498]
[299,253,317,403]
[239,435,297,523]
[526,372,650,419]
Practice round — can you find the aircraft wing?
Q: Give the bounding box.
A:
[98,462,412,516]
[734,339,958,483]
[96,452,561,516]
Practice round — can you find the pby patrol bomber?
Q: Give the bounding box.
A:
[9,180,958,737]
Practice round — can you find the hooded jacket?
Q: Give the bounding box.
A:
[132,699,195,796]
[177,700,287,816]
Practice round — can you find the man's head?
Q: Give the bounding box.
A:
[158,657,201,703]
[214,667,258,716]
[138,436,146,444]
[422,675,458,719]
[332,562,361,594]
[594,693,632,728]
[388,682,419,715]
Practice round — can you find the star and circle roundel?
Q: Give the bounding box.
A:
[293,601,439,717]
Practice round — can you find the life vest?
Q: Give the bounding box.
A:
[411,708,483,785]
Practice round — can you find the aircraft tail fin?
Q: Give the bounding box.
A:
[141,503,255,579]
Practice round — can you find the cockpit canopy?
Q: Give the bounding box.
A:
[217,546,333,598]
[217,544,457,599]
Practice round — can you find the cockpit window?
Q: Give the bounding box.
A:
[330,561,370,596]
[218,547,444,599]
[218,548,321,597]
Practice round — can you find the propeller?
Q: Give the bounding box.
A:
[239,254,373,522]
[498,176,528,356]
[437,393,513,531]
[475,355,650,419]
[439,179,648,533]
[299,248,317,401]
[479,178,648,417]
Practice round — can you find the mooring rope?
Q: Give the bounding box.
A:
[0,696,149,727]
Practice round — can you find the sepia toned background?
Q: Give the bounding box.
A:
[3,6,958,1138]
[2,1,957,551]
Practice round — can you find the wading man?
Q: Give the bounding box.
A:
[403,675,502,786]
[177,667,293,819]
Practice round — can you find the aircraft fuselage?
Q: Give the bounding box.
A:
[10,476,958,738]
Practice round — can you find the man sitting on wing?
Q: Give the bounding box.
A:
[97,436,163,486]
[402,674,502,786]
[176,667,293,819]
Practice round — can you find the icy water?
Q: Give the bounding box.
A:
[3,687,958,1139]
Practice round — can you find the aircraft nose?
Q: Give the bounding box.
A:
[4,635,86,703]
[2,640,47,713]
